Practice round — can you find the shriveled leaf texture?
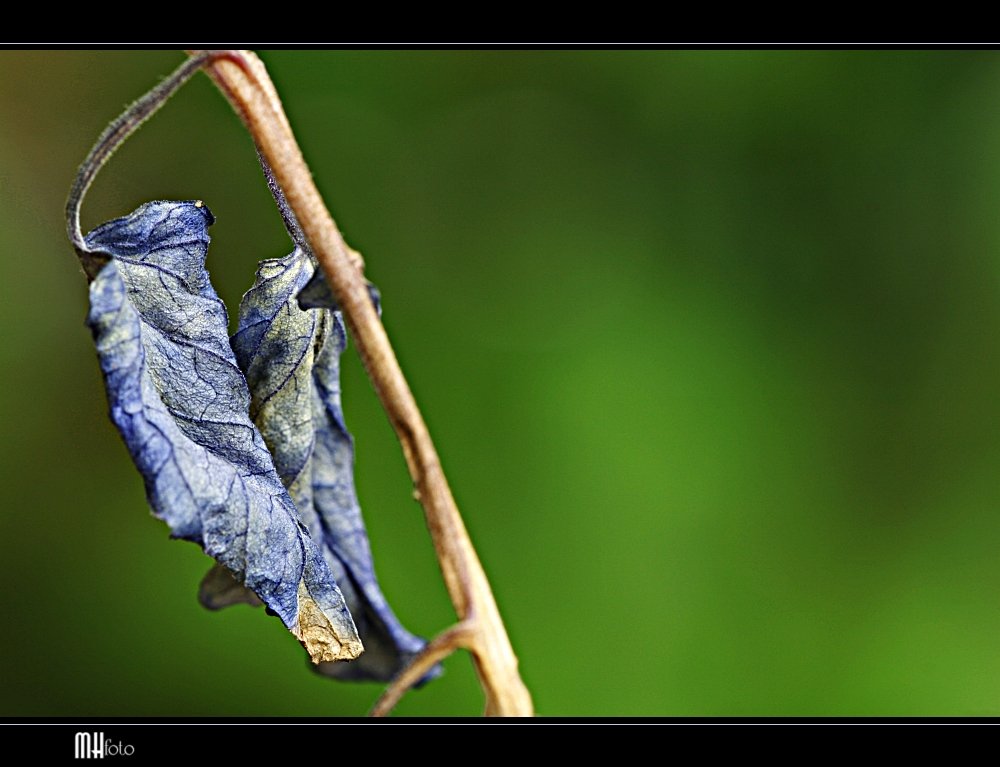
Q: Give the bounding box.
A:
[231,248,433,682]
[84,200,362,664]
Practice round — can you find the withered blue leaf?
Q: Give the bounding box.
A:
[230,247,434,682]
[83,200,362,664]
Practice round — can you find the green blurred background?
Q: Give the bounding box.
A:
[3,50,1000,716]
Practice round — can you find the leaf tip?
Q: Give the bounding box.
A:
[294,582,364,664]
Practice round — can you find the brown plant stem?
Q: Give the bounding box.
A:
[193,50,533,717]
[66,51,249,280]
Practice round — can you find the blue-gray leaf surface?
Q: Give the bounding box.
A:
[232,247,432,682]
[84,200,362,664]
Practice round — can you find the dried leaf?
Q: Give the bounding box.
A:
[231,247,434,682]
[84,200,362,664]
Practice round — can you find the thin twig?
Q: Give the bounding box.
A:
[193,50,533,716]
[370,621,476,717]
[66,51,248,279]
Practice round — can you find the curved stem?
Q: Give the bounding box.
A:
[66,51,248,277]
[193,50,533,716]
[370,621,476,717]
